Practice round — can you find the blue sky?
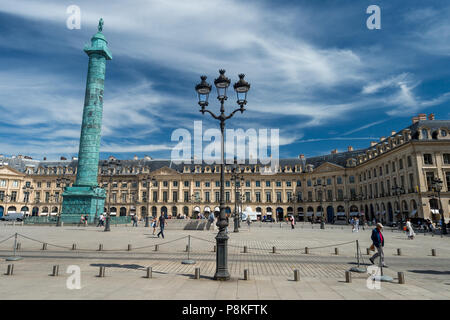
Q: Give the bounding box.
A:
[0,0,450,161]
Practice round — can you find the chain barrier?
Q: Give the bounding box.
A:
[0,234,15,245]
[12,233,189,252]
[189,235,355,252]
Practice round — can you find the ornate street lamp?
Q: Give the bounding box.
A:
[195,69,250,281]
[231,161,244,233]
[431,177,446,235]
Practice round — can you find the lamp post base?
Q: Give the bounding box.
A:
[233,217,239,233]
[214,230,230,281]
[6,256,22,261]
[145,216,149,228]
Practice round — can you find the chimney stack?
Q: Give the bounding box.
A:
[418,113,427,121]
[428,113,435,120]
[60,156,67,160]
[331,149,338,154]
[380,136,385,142]
[133,155,138,160]
[391,130,396,136]
[412,116,419,124]
[299,154,305,159]
[347,146,353,152]
[370,141,377,147]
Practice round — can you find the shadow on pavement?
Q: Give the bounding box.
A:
[408,269,450,275]
[90,263,145,270]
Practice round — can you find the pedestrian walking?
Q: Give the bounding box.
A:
[405,218,415,239]
[247,216,251,229]
[84,215,89,227]
[354,217,360,232]
[369,223,388,267]
[79,215,85,227]
[151,217,157,235]
[290,215,295,229]
[132,215,138,227]
[96,214,103,227]
[157,214,166,238]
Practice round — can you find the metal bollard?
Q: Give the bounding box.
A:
[98,244,103,251]
[244,269,249,280]
[243,246,248,253]
[154,245,159,251]
[145,267,152,279]
[185,245,189,252]
[6,264,14,276]
[335,248,339,255]
[51,265,59,276]
[294,269,300,281]
[272,246,276,254]
[305,247,309,254]
[72,244,76,250]
[98,266,105,277]
[213,245,216,252]
[366,248,371,255]
[128,244,132,251]
[194,267,200,279]
[16,242,21,250]
[431,249,436,256]
[42,243,47,250]
[398,272,405,284]
[397,248,402,256]
[345,271,352,283]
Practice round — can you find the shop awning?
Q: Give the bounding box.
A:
[194,206,200,212]
[204,207,211,212]
[306,212,313,216]
[50,212,58,216]
[350,212,359,216]
[214,206,220,212]
[336,212,346,216]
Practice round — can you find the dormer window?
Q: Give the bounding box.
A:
[441,129,448,137]
[421,129,428,139]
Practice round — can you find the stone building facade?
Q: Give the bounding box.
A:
[1,113,449,224]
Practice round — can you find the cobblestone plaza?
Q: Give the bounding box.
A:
[0,223,449,300]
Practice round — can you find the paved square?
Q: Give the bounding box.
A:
[0,222,449,299]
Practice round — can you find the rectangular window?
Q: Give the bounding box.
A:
[163,181,168,187]
[297,192,302,202]
[426,172,435,191]
[163,191,168,202]
[409,174,414,191]
[142,191,147,202]
[337,177,342,184]
[46,182,51,188]
[54,192,59,202]
[245,180,251,187]
[337,189,343,200]
[443,154,450,165]
[195,181,200,187]
[276,181,281,187]
[392,162,396,172]
[307,191,312,201]
[255,181,261,187]
[297,180,301,187]
[111,193,117,202]
[327,178,332,185]
[327,190,332,201]
[255,192,261,202]
[287,192,292,202]
[266,192,272,202]
[173,181,178,187]
[373,168,377,178]
[215,181,220,187]
[266,181,271,187]
[184,181,189,187]
[276,192,282,202]
[423,154,433,165]
[205,192,210,202]
[225,181,230,187]
[379,166,383,176]
[446,172,450,191]
[10,191,17,202]
[37,181,42,188]
[0,191,4,201]
[205,181,210,188]
[307,180,312,187]
[349,176,355,183]
[122,193,127,202]
[45,192,50,202]
[184,191,189,202]
[286,181,292,187]
[385,164,389,174]
[153,191,158,202]
[225,192,230,202]
[122,183,127,188]
[399,159,403,170]
[173,191,178,202]
[407,156,412,167]
[0,180,6,187]
[215,192,220,202]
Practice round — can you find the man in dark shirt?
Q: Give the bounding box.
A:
[370,223,387,267]
[157,214,166,238]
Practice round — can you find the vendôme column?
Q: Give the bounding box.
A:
[61,19,112,223]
